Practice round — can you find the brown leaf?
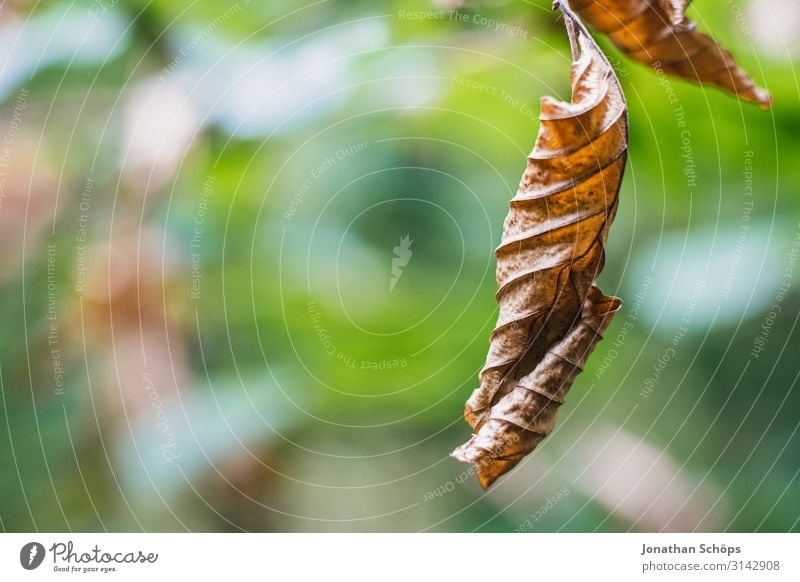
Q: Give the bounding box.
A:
[454,288,621,488]
[571,0,771,108]
[451,3,626,488]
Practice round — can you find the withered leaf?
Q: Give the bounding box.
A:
[571,0,771,108]
[454,288,620,488]
[451,3,626,488]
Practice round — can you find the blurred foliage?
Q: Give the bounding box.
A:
[0,0,798,532]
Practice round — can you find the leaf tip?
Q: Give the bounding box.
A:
[756,89,773,110]
[450,442,510,490]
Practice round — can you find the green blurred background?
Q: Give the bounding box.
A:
[0,0,798,532]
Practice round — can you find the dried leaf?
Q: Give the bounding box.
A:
[454,288,621,488]
[571,0,771,107]
[452,3,626,488]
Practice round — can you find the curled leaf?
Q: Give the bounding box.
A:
[571,0,771,107]
[452,3,627,488]
[454,288,621,488]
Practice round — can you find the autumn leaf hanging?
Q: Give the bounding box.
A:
[452,3,627,488]
[571,0,771,108]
